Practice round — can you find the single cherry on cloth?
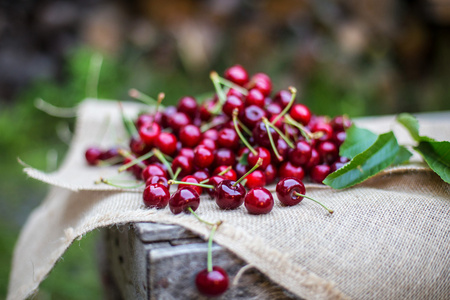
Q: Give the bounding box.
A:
[244,187,274,215]
[169,186,200,215]
[276,177,333,213]
[143,183,170,209]
[196,266,229,297]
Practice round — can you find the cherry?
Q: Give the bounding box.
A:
[217,128,240,150]
[247,147,271,170]
[178,148,195,161]
[100,147,121,163]
[311,122,333,141]
[273,89,292,108]
[289,140,312,166]
[223,95,245,117]
[245,88,265,108]
[244,170,266,189]
[279,161,305,181]
[332,130,346,147]
[289,104,311,126]
[202,128,219,141]
[310,164,331,183]
[192,169,210,183]
[214,179,246,210]
[227,88,245,100]
[85,147,102,165]
[224,64,249,86]
[129,136,150,156]
[264,163,277,184]
[171,155,194,179]
[135,113,153,128]
[179,124,201,148]
[330,156,350,172]
[154,132,178,156]
[168,111,191,133]
[122,157,144,179]
[169,187,200,215]
[143,183,170,209]
[249,73,272,96]
[214,148,236,167]
[316,141,339,164]
[234,162,248,178]
[205,175,225,197]
[241,105,266,129]
[304,148,322,171]
[198,138,217,152]
[178,175,203,196]
[330,115,352,131]
[193,146,214,168]
[145,175,169,188]
[138,122,161,146]
[252,120,279,149]
[212,165,237,181]
[142,164,167,181]
[244,187,274,215]
[266,102,282,118]
[177,96,197,118]
[199,99,215,121]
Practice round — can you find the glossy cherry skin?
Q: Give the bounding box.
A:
[179,124,201,148]
[85,147,102,165]
[155,132,178,156]
[135,113,153,128]
[273,89,292,108]
[198,138,217,152]
[241,105,267,129]
[206,175,225,197]
[214,180,246,210]
[193,146,215,168]
[332,130,346,147]
[214,148,236,167]
[129,136,151,156]
[234,162,248,178]
[310,164,331,184]
[244,187,274,215]
[252,121,279,149]
[178,147,195,161]
[168,111,191,133]
[199,99,215,122]
[202,128,219,141]
[192,169,210,182]
[145,175,169,188]
[245,88,265,108]
[195,266,229,297]
[245,170,266,189]
[289,140,312,166]
[247,147,271,170]
[100,147,121,162]
[264,163,277,185]
[161,105,177,128]
[250,73,272,96]
[224,64,249,86]
[171,155,193,178]
[169,187,200,214]
[223,95,245,117]
[179,175,202,196]
[289,104,311,126]
[311,122,333,141]
[276,177,306,206]
[279,161,305,181]
[265,102,282,118]
[213,165,237,181]
[304,148,322,171]
[316,141,339,164]
[217,128,240,150]
[177,96,197,118]
[143,183,170,209]
[142,164,167,181]
[138,122,161,146]
[330,115,352,131]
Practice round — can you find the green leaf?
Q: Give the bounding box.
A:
[396,113,421,142]
[340,125,378,159]
[323,131,399,189]
[239,151,249,166]
[414,141,450,184]
[392,146,413,165]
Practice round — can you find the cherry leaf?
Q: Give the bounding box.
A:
[414,141,450,184]
[340,125,378,159]
[323,131,399,189]
[392,146,413,166]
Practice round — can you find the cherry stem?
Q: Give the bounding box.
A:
[271,86,297,126]
[293,192,334,214]
[232,109,257,156]
[266,121,295,149]
[233,157,263,187]
[172,167,182,180]
[96,177,144,189]
[151,92,165,125]
[216,75,249,96]
[153,149,175,178]
[199,166,232,184]
[168,180,215,189]
[118,151,154,173]
[187,207,220,227]
[262,117,283,161]
[237,119,252,136]
[97,156,124,167]
[285,124,298,142]
[118,149,147,169]
[207,223,219,273]
[284,115,313,142]
[210,71,227,114]
[128,88,160,106]
[119,102,139,138]
[200,117,226,132]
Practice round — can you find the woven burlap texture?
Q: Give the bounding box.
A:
[8,99,450,300]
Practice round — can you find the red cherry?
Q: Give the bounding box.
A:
[145,175,169,188]
[168,111,191,133]
[304,148,322,171]
[143,183,170,209]
[100,147,121,162]
[252,121,279,149]
[289,140,312,166]
[244,187,274,215]
[264,163,277,184]
[273,89,292,108]
[316,141,339,164]
[330,115,352,131]
[193,146,215,168]
[227,88,245,100]
[310,164,331,183]
[234,162,248,178]
[214,180,246,210]
[177,96,198,118]
[213,165,237,181]
[289,104,311,126]
[178,148,195,161]
[155,132,178,156]
[332,130,346,147]
[241,105,267,129]
[311,122,333,141]
[266,102,282,118]
[198,138,217,152]
[195,266,229,297]
[179,124,201,148]
[213,148,236,167]
[85,147,102,165]
[202,128,219,141]
[138,122,161,146]
[192,169,210,182]
[250,73,272,96]
[247,147,271,170]
[224,64,249,86]
[217,128,240,150]
[135,113,153,128]
[245,170,266,189]
[169,187,200,214]
[279,161,305,181]
[275,177,306,206]
[245,88,265,108]
[171,155,193,178]
[129,136,150,156]
[206,175,225,197]
[223,95,245,117]
[161,105,177,128]
[178,175,203,196]
[142,164,167,181]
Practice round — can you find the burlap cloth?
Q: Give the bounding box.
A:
[8,99,450,300]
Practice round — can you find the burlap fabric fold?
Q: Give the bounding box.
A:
[8,99,450,300]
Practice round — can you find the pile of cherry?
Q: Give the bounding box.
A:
[85,65,351,296]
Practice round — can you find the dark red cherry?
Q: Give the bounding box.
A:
[224,64,249,86]
[145,175,169,188]
[217,128,240,150]
[289,140,312,166]
[143,183,170,209]
[241,105,267,129]
[214,180,246,210]
[135,113,153,128]
[252,121,279,149]
[155,132,178,156]
[129,136,150,156]
[330,115,352,131]
[168,111,191,133]
[161,105,177,128]
[85,147,102,165]
[266,102,282,118]
[171,155,193,178]
[178,175,202,196]
[310,164,331,183]
[332,130,346,147]
[179,124,202,148]
[192,169,210,183]
[264,163,277,184]
[198,138,217,152]
[275,177,306,206]
[223,95,245,117]
[100,147,121,162]
[244,170,266,189]
[273,89,292,108]
[202,128,219,141]
[244,187,274,215]
[138,122,161,146]
[289,104,311,126]
[304,148,322,171]
[206,175,225,197]
[177,96,198,118]
[316,141,339,164]
[279,161,305,181]
[213,165,237,181]
[234,162,248,178]
[227,88,245,100]
[178,148,195,161]
[193,146,215,168]
[199,99,216,122]
[195,266,229,297]
[245,88,265,108]
[250,73,272,96]
[123,157,144,179]
[247,147,271,170]
[169,187,200,215]
[214,148,236,167]
[142,164,167,181]
[311,122,333,141]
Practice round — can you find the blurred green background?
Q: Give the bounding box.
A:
[1,0,449,298]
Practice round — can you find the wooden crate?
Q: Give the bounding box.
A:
[100,222,300,299]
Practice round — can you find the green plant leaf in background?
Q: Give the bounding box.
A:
[396,113,422,141]
[323,131,399,189]
[340,125,378,159]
